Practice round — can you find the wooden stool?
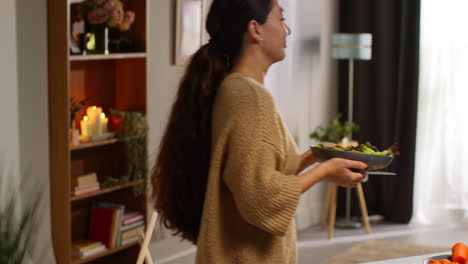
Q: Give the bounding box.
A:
[136,211,158,264]
[320,182,371,239]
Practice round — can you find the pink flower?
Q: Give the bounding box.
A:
[110,4,124,25]
[104,0,119,11]
[87,8,109,24]
[119,11,135,31]
[124,11,135,25]
[94,0,106,5]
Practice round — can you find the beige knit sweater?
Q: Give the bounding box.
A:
[195,73,302,263]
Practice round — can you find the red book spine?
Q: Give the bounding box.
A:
[88,207,115,247]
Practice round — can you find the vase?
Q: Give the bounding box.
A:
[69,122,80,147]
[84,23,108,54]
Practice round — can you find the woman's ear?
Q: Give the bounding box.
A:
[247,20,264,43]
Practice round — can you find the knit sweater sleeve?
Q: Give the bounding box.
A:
[219,78,302,237]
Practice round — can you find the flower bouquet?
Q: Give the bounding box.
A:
[81,0,135,31]
[80,0,136,53]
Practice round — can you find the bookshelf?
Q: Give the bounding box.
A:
[70,180,144,202]
[69,52,147,61]
[47,0,149,263]
[71,241,139,264]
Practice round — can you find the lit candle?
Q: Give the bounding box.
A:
[80,116,90,141]
[86,106,102,136]
[101,113,108,134]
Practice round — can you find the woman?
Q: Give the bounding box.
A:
[151,0,367,263]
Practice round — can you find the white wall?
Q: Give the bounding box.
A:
[147,0,197,262]
[0,0,20,185]
[266,0,339,230]
[293,0,339,230]
[16,0,55,262]
[0,0,54,263]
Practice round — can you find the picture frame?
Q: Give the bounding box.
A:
[174,0,205,66]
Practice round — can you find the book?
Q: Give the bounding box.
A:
[72,244,107,258]
[72,172,97,187]
[122,213,144,226]
[121,226,145,240]
[73,185,100,196]
[95,202,125,247]
[88,207,115,248]
[73,182,100,191]
[72,240,103,253]
[121,220,144,232]
[122,211,140,221]
[120,236,139,246]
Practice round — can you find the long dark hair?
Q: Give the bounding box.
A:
[151,0,273,244]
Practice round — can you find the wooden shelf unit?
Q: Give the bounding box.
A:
[71,241,139,264]
[71,138,119,151]
[70,52,147,61]
[70,179,144,202]
[47,0,149,263]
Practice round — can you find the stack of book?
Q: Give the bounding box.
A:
[120,211,145,245]
[88,202,124,248]
[88,203,145,248]
[71,240,106,259]
[72,172,100,197]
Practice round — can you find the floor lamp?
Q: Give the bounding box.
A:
[331,33,372,228]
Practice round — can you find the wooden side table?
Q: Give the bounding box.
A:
[320,182,371,239]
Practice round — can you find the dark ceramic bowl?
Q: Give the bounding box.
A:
[423,254,452,264]
[310,146,394,171]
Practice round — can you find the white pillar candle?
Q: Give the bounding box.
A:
[80,116,90,141]
[86,106,102,136]
[101,113,108,134]
[95,116,102,136]
[86,106,102,124]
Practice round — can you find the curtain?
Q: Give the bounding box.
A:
[336,0,421,222]
[413,0,468,225]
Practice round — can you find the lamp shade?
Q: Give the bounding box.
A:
[332,33,372,60]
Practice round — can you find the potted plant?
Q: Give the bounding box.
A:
[0,170,43,263]
[310,113,360,145]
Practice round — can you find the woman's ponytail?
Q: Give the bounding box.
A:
[151,43,229,243]
[150,0,273,244]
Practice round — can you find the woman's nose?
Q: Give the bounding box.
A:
[284,23,292,36]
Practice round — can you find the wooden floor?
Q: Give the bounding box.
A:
[297,221,463,264]
[153,221,465,264]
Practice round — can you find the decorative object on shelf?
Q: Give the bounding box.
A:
[100,177,121,188]
[174,0,205,65]
[70,1,86,54]
[110,110,148,193]
[70,97,89,128]
[80,0,136,54]
[70,34,82,54]
[80,106,114,142]
[108,37,135,53]
[70,97,89,146]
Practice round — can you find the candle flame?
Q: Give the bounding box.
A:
[84,116,88,121]
[101,113,106,119]
[92,106,97,110]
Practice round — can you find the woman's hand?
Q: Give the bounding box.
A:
[297,150,317,173]
[297,142,338,173]
[297,157,367,192]
[316,158,367,188]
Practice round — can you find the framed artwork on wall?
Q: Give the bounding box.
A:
[174,0,205,66]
